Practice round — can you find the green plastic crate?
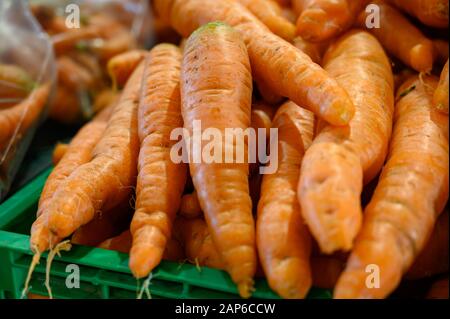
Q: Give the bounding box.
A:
[0,169,332,299]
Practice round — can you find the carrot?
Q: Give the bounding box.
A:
[280,101,315,150]
[293,37,328,64]
[107,50,147,89]
[357,1,435,73]
[0,84,50,148]
[154,0,355,126]
[257,102,314,299]
[52,27,100,56]
[48,85,82,124]
[255,79,284,106]
[98,230,132,253]
[179,191,202,219]
[129,44,187,279]
[281,7,297,24]
[334,75,449,299]
[177,218,226,270]
[292,0,370,42]
[433,60,449,114]
[90,32,137,63]
[235,0,296,41]
[71,199,133,247]
[406,210,449,280]
[250,102,275,175]
[427,277,449,299]
[181,22,256,298]
[52,143,69,165]
[433,39,449,66]
[42,63,142,240]
[311,256,345,289]
[93,89,119,114]
[57,56,95,91]
[386,0,449,28]
[298,30,395,254]
[0,64,35,101]
[30,106,113,253]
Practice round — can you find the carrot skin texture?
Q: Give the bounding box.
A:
[44,64,143,239]
[298,30,395,254]
[235,0,296,41]
[181,23,256,298]
[257,102,314,299]
[129,44,187,278]
[357,1,435,73]
[433,60,449,114]
[107,50,147,89]
[386,0,449,28]
[334,76,449,299]
[154,0,355,126]
[293,0,370,42]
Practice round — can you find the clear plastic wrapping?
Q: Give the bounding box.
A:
[0,0,56,201]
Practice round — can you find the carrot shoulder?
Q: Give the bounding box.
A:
[129,44,187,279]
[154,0,355,126]
[298,30,394,254]
[257,102,314,299]
[42,64,142,240]
[357,1,435,73]
[292,0,370,42]
[334,75,449,299]
[181,22,256,298]
[433,60,449,114]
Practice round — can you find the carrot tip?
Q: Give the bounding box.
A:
[237,279,255,299]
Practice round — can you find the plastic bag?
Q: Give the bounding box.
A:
[29,0,152,123]
[0,0,56,201]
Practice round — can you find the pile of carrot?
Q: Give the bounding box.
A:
[24,0,449,299]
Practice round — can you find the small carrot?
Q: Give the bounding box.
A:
[298,30,395,254]
[129,44,187,279]
[181,22,256,298]
[107,50,147,89]
[406,210,449,280]
[235,0,296,41]
[433,60,449,114]
[154,0,355,126]
[52,143,69,165]
[386,0,449,28]
[31,106,113,253]
[334,75,449,299]
[292,0,370,42]
[257,102,314,299]
[179,191,202,219]
[43,63,143,239]
[357,1,435,73]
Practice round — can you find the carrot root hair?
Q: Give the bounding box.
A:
[45,240,72,299]
[137,273,153,300]
[21,252,41,299]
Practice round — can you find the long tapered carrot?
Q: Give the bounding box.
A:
[433,60,449,114]
[129,44,187,279]
[107,50,147,89]
[386,0,449,28]
[30,105,114,253]
[406,210,449,280]
[235,0,296,41]
[292,0,370,42]
[42,63,142,239]
[257,102,314,299]
[334,75,449,299]
[357,1,435,73]
[154,0,355,126]
[298,30,395,254]
[181,22,256,297]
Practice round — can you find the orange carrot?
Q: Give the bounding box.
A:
[280,101,315,150]
[48,85,83,124]
[52,27,100,56]
[293,36,328,64]
[406,210,449,280]
[257,102,314,299]
[386,0,449,28]
[98,230,132,253]
[93,89,119,114]
[42,63,142,240]
[181,22,256,297]
[57,56,95,91]
[154,0,355,126]
[30,106,113,253]
[427,277,449,299]
[357,1,435,73]
[179,191,202,219]
[129,44,187,279]
[107,50,147,89]
[298,30,395,254]
[334,75,449,299]
[235,0,296,41]
[433,60,449,114]
[292,0,370,42]
[52,143,69,165]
